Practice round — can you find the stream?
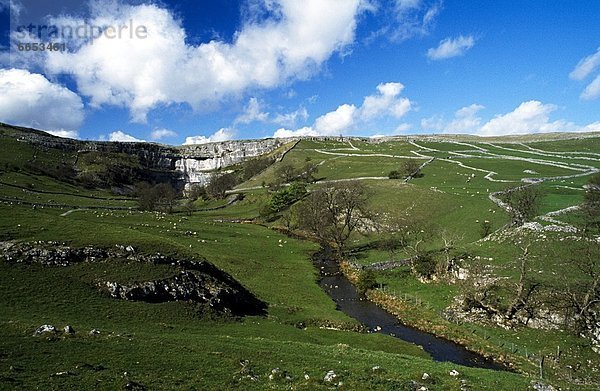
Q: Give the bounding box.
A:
[313,248,507,370]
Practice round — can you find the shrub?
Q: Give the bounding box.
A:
[413,253,437,279]
[357,269,378,296]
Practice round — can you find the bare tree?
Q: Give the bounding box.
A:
[552,244,600,336]
[297,182,370,254]
[505,244,541,322]
[460,243,541,324]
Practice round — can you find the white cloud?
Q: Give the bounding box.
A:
[314,104,357,135]
[273,82,412,137]
[150,128,177,140]
[183,128,236,145]
[479,101,579,136]
[274,126,317,138]
[359,82,411,120]
[395,123,412,133]
[422,101,600,136]
[234,98,269,125]
[0,68,84,133]
[581,74,600,101]
[109,131,145,142]
[43,0,364,122]
[570,47,600,101]
[396,0,422,11]
[427,35,475,60]
[569,47,600,80]
[421,103,484,133]
[390,0,441,42]
[273,107,309,127]
[47,130,79,139]
[235,98,308,127]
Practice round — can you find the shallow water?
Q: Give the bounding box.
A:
[313,248,507,370]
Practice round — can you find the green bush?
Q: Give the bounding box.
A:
[357,269,378,296]
[413,253,437,279]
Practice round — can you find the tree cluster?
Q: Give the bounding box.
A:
[272,159,318,187]
[242,157,275,181]
[389,159,423,180]
[260,181,307,218]
[503,185,540,226]
[136,182,177,213]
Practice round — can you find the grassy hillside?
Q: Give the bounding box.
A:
[1,126,599,389]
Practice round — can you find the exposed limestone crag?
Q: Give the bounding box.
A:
[3,123,284,189]
[1,241,267,316]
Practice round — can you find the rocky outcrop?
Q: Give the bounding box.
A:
[176,139,284,188]
[103,268,265,315]
[2,241,267,316]
[3,123,284,189]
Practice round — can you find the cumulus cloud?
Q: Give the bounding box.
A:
[479,101,579,136]
[314,104,357,135]
[0,68,84,133]
[273,82,412,137]
[359,82,411,120]
[183,128,236,145]
[47,130,79,139]
[421,104,484,133]
[427,35,475,60]
[42,0,364,122]
[422,101,600,136]
[150,128,177,140]
[109,131,145,142]
[273,126,317,138]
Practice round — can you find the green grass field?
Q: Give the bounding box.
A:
[1,127,599,389]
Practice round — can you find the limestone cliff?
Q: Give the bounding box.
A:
[1,122,285,189]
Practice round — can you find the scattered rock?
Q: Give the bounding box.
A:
[50,371,76,377]
[531,381,556,391]
[421,372,430,380]
[324,370,336,382]
[33,324,56,336]
[64,325,75,334]
[449,369,460,377]
[123,380,146,390]
[89,329,101,336]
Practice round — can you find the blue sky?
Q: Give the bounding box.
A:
[1,0,599,144]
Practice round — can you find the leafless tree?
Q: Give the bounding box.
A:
[552,243,600,336]
[297,182,370,254]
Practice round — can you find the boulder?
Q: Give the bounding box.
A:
[33,324,56,336]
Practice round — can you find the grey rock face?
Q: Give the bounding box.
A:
[3,241,267,317]
[175,139,283,188]
[33,324,56,336]
[103,262,267,316]
[15,126,284,189]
